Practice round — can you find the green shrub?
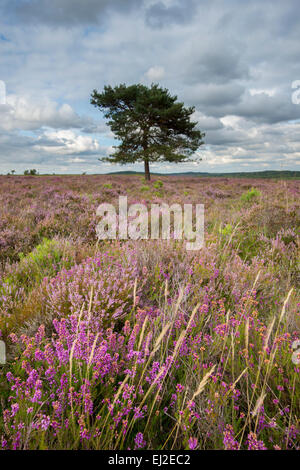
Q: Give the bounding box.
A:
[4,238,70,292]
[219,223,233,236]
[241,187,261,203]
[153,180,163,189]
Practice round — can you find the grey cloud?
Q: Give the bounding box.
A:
[185,83,245,108]
[186,46,249,85]
[233,92,300,124]
[205,131,244,146]
[145,0,198,28]
[194,115,224,131]
[184,86,300,125]
[3,0,143,26]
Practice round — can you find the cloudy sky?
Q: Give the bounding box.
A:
[0,0,300,174]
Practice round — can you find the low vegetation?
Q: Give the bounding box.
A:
[0,174,299,450]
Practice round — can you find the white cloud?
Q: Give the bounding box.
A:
[249,88,277,97]
[34,129,100,155]
[0,95,92,131]
[144,65,165,81]
[68,157,86,163]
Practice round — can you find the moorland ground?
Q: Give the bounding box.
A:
[0,174,299,450]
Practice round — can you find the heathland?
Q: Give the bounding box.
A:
[0,174,299,450]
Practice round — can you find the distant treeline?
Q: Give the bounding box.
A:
[107,170,300,179]
[3,170,299,179]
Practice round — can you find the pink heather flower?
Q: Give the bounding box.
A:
[223,425,239,450]
[6,372,14,382]
[9,333,18,343]
[80,428,91,441]
[31,389,42,403]
[1,438,7,449]
[123,320,131,336]
[134,432,146,449]
[11,403,19,417]
[187,400,195,411]
[12,431,21,450]
[40,415,51,431]
[188,437,198,450]
[35,325,45,344]
[142,266,148,276]
[247,432,267,450]
[286,424,298,441]
[34,349,45,361]
[133,407,145,420]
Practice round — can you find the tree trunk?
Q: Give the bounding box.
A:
[144,159,150,181]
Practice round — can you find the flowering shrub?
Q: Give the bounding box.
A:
[0,175,299,450]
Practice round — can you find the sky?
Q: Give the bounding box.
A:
[0,0,300,174]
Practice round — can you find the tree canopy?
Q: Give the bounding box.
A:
[91,83,205,180]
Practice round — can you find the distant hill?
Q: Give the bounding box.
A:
[107,170,300,179]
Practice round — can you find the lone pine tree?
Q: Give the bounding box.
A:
[91,83,205,180]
